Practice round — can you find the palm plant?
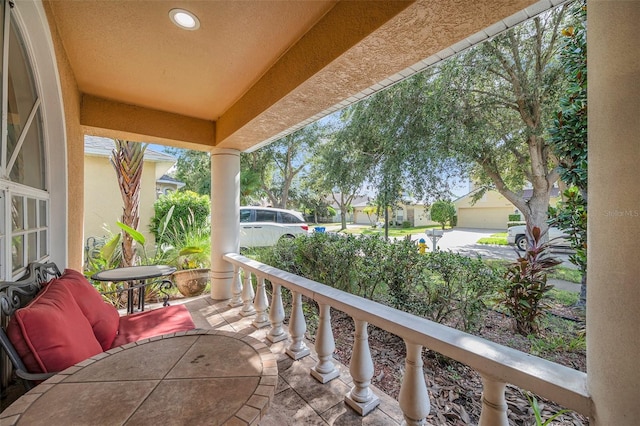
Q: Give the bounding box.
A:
[111,139,148,267]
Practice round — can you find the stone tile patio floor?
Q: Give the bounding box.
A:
[183,294,406,425]
[1,294,408,425]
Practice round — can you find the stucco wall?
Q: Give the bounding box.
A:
[83,155,159,248]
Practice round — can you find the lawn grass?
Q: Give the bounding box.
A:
[549,266,583,284]
[341,224,449,237]
[477,232,508,245]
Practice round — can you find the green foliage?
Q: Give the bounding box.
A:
[401,221,411,229]
[262,233,503,332]
[164,148,211,195]
[430,200,456,230]
[150,190,210,244]
[477,233,508,245]
[498,226,561,335]
[162,208,211,270]
[527,394,570,425]
[508,214,521,222]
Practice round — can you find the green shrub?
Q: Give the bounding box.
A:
[150,191,210,244]
[508,214,522,221]
[507,221,526,228]
[262,233,503,332]
[402,221,411,228]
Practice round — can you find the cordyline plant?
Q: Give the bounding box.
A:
[499,226,561,336]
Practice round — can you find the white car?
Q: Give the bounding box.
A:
[507,225,570,251]
[239,206,309,248]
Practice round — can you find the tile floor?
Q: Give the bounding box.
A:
[181,295,406,425]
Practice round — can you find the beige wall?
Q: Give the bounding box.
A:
[83,155,162,249]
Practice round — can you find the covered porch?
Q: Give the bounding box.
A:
[1,0,639,424]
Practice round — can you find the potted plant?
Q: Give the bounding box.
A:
[172,247,210,297]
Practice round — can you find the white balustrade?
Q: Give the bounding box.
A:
[286,291,311,359]
[240,268,255,317]
[311,303,339,383]
[478,376,508,426]
[228,265,242,307]
[223,253,592,421]
[252,276,270,328]
[345,319,380,416]
[398,341,430,426]
[267,282,287,343]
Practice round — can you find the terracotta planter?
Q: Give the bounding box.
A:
[173,268,210,297]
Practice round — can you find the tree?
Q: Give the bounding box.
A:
[239,154,263,205]
[430,200,456,230]
[165,148,211,195]
[307,119,372,230]
[111,139,147,267]
[548,0,587,306]
[245,123,323,209]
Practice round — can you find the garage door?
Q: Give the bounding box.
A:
[457,208,511,230]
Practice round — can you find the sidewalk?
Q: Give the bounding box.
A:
[549,278,581,293]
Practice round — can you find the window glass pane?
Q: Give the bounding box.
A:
[281,212,303,224]
[6,18,38,166]
[11,195,23,231]
[12,235,24,272]
[39,229,47,258]
[9,110,46,189]
[256,210,276,222]
[27,198,36,229]
[240,209,252,223]
[28,232,36,262]
[39,199,47,226]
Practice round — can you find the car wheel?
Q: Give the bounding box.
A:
[515,235,527,251]
[280,234,295,240]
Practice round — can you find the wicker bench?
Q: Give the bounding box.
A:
[0,262,195,391]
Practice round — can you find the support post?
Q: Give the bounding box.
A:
[252,276,270,328]
[311,303,340,383]
[478,376,508,426]
[345,319,380,416]
[398,341,430,425]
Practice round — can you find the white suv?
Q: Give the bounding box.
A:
[507,225,570,251]
[239,206,309,248]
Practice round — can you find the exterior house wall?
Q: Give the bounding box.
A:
[83,155,171,248]
[455,190,560,230]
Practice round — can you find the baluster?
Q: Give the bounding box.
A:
[398,341,430,425]
[478,375,508,426]
[286,291,311,360]
[252,276,270,328]
[345,319,380,416]
[240,268,256,317]
[311,303,339,383]
[266,282,287,343]
[228,265,243,307]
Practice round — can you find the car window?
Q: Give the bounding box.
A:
[240,209,252,223]
[256,210,277,222]
[280,212,303,224]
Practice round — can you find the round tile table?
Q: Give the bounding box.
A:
[0,330,277,426]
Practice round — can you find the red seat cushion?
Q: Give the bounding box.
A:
[6,283,103,374]
[111,305,196,348]
[47,269,119,350]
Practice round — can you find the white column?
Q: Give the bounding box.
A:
[286,291,311,360]
[210,148,240,300]
[398,341,430,426]
[311,303,339,383]
[240,268,256,317]
[345,319,380,416]
[587,2,640,424]
[252,276,270,328]
[478,376,508,426]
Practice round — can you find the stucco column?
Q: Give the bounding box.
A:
[210,148,240,300]
[587,1,640,424]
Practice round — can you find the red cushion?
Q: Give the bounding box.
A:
[111,305,195,348]
[6,283,103,374]
[48,269,119,350]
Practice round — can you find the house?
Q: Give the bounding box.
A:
[1,1,637,424]
[455,187,561,230]
[83,136,182,246]
[352,199,437,227]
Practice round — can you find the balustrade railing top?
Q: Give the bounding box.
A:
[223,252,591,422]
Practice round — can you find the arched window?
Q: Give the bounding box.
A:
[0,0,50,278]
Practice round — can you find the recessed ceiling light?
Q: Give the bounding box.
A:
[169,9,200,30]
